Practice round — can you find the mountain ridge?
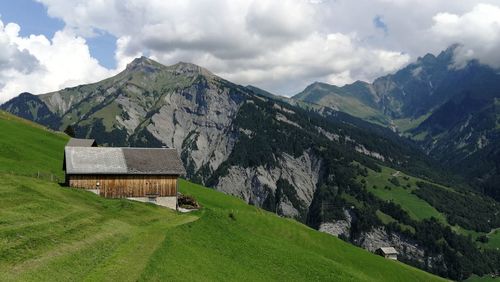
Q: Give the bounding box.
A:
[292,45,500,201]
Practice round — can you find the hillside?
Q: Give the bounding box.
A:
[0,112,445,281]
[0,111,68,179]
[293,81,389,126]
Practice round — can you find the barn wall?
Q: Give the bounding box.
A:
[67,174,178,198]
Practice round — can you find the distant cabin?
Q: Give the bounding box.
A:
[63,142,185,210]
[375,247,398,260]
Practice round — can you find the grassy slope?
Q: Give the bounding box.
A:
[359,165,446,223]
[482,228,500,250]
[0,111,68,180]
[0,111,446,281]
[0,175,446,282]
[0,174,197,281]
[393,112,432,134]
[315,94,388,125]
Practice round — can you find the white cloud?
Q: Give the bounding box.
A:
[431,3,500,68]
[0,0,495,99]
[35,0,413,95]
[0,19,114,102]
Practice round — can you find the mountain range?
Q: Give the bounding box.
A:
[2,47,500,280]
[294,45,500,201]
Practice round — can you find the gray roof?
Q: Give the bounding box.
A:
[65,147,185,175]
[378,247,398,255]
[66,138,97,147]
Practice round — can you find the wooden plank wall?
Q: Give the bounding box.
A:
[68,174,177,198]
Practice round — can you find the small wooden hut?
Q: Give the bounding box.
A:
[375,247,398,260]
[64,146,185,209]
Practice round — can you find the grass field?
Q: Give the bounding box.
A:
[0,174,447,281]
[0,111,68,180]
[481,228,500,251]
[0,110,448,281]
[359,165,447,223]
[0,174,197,281]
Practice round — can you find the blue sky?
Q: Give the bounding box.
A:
[0,0,62,37]
[0,0,116,68]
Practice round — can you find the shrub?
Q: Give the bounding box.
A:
[476,235,489,243]
[178,194,200,209]
[389,177,400,187]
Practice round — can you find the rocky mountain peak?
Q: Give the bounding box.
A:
[125,56,163,74]
[417,53,437,65]
[123,57,216,80]
[170,61,215,78]
[304,81,329,91]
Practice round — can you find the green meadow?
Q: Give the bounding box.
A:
[0,111,446,281]
[359,165,446,223]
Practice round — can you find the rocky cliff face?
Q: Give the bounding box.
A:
[216,150,322,218]
[320,215,442,272]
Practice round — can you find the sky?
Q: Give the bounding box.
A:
[1,0,500,102]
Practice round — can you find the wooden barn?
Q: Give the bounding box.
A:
[64,145,185,209]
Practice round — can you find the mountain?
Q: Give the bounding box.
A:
[1,56,435,217]
[293,46,471,121]
[0,111,446,281]
[293,81,389,126]
[292,46,500,201]
[1,92,62,130]
[3,57,500,279]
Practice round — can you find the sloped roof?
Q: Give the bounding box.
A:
[66,138,97,147]
[65,147,185,175]
[378,247,398,255]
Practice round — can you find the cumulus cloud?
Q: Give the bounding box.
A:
[35,0,413,95]
[0,24,39,75]
[3,0,497,98]
[0,19,114,102]
[431,3,500,68]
